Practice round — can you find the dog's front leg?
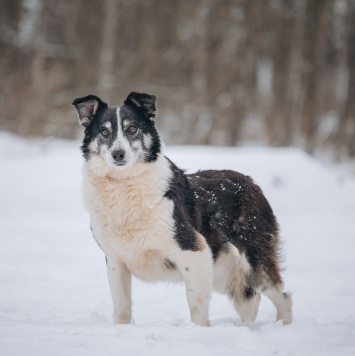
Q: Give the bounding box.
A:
[177,239,213,326]
[106,258,132,324]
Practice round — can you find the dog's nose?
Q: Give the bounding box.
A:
[111,149,125,163]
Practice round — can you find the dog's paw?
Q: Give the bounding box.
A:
[114,313,132,324]
[191,316,210,327]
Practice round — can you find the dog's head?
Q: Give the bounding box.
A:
[72,92,161,170]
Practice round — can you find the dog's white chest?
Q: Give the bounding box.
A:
[83,159,182,282]
[89,201,182,281]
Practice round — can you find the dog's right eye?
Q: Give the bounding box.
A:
[100,128,109,138]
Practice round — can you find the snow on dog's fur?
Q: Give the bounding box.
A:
[72,92,293,326]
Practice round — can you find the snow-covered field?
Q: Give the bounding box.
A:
[1,132,355,355]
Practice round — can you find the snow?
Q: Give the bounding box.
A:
[1,132,355,355]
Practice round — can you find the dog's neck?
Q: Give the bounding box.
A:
[84,152,172,189]
[83,153,173,213]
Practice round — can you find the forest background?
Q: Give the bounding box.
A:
[1,0,354,159]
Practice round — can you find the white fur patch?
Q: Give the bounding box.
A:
[213,243,250,294]
[106,260,132,324]
[177,244,213,326]
[104,121,112,130]
[143,133,153,149]
[89,138,99,153]
[83,154,182,282]
[263,287,293,325]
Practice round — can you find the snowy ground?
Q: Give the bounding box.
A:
[1,132,355,355]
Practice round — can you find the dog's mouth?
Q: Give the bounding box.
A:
[114,161,127,167]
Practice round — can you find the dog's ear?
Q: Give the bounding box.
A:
[124,92,156,121]
[72,95,107,127]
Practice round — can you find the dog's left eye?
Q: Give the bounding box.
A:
[100,128,110,138]
[127,125,138,135]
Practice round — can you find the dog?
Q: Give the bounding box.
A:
[72,92,293,326]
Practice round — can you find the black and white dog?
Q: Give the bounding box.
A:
[72,92,293,326]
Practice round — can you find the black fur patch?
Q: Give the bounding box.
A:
[188,170,282,286]
[124,92,156,120]
[244,286,257,299]
[164,258,176,269]
[164,158,199,252]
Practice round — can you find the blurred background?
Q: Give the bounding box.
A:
[0,0,354,159]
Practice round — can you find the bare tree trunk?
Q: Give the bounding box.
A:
[283,0,306,147]
[336,0,355,157]
[20,0,45,136]
[98,0,119,100]
[268,0,295,146]
[186,0,211,144]
[301,0,330,153]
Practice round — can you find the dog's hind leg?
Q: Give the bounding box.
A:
[176,233,213,326]
[218,245,260,322]
[262,284,293,325]
[230,281,261,322]
[251,292,261,321]
[106,258,132,324]
[252,293,261,321]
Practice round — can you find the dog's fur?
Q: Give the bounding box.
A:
[72,92,293,326]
